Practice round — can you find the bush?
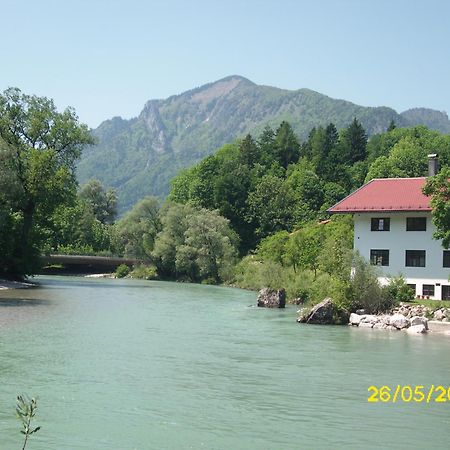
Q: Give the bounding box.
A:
[115,264,130,278]
[383,276,414,304]
[233,256,286,291]
[343,253,390,313]
[129,264,157,280]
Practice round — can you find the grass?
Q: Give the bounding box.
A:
[409,299,450,309]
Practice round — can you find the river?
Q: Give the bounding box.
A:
[0,276,450,449]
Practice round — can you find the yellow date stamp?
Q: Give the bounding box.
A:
[368,385,450,403]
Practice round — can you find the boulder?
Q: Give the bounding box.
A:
[410,316,429,330]
[380,315,391,325]
[302,298,335,325]
[407,324,427,334]
[360,315,379,324]
[390,313,410,329]
[349,313,362,326]
[434,309,446,321]
[257,288,286,308]
[373,323,387,330]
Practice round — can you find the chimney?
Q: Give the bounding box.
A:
[428,154,439,176]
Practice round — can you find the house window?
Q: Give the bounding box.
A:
[407,284,416,295]
[443,251,450,268]
[405,250,426,267]
[370,249,389,266]
[371,218,390,231]
[422,284,435,296]
[443,286,450,301]
[406,217,426,231]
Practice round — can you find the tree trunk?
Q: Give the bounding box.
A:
[12,199,36,278]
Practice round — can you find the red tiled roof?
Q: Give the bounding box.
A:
[327,178,432,213]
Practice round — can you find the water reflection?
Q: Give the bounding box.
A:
[0,297,51,307]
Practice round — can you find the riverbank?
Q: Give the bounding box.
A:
[348,303,450,335]
[0,279,37,290]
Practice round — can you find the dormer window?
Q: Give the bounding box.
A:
[371,218,390,231]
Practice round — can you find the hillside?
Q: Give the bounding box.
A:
[77,76,450,212]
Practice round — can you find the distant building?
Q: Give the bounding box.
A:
[328,173,450,300]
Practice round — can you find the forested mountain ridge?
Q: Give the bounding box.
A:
[77,75,450,212]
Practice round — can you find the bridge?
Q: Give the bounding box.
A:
[41,254,140,274]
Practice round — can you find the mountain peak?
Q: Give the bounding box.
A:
[80,77,450,213]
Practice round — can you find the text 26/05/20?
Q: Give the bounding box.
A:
[368,385,450,403]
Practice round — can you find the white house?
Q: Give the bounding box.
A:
[328,176,450,300]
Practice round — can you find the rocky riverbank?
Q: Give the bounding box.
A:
[294,296,450,335]
[348,303,450,334]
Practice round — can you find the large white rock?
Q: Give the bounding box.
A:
[410,316,429,330]
[349,313,362,326]
[390,313,410,329]
[434,309,446,321]
[407,324,427,334]
[360,315,379,324]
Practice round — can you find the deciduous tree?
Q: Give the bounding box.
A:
[423,167,450,248]
[0,88,93,277]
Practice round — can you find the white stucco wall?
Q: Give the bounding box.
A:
[354,212,450,300]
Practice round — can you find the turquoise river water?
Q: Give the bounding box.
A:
[1,276,450,449]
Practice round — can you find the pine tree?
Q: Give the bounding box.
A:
[274,121,300,169]
[340,118,368,164]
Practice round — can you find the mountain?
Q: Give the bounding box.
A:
[77,75,450,212]
[400,108,450,133]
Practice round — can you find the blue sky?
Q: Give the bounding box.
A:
[1,0,449,128]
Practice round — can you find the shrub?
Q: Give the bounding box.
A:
[343,253,390,313]
[115,264,130,278]
[233,256,287,291]
[129,264,157,280]
[383,276,414,304]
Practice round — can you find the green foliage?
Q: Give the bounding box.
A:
[153,203,238,283]
[338,118,368,165]
[256,231,290,266]
[233,256,288,291]
[0,88,93,278]
[49,198,116,255]
[16,395,40,450]
[77,76,450,211]
[366,126,450,181]
[274,121,300,168]
[286,163,324,223]
[115,264,130,278]
[115,197,160,260]
[79,179,117,224]
[233,255,346,307]
[233,217,354,307]
[342,254,401,314]
[167,120,372,251]
[316,216,354,279]
[246,174,296,238]
[129,264,157,280]
[423,167,450,248]
[383,276,415,303]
